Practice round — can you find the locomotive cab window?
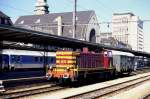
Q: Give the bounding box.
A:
[104,52,108,57]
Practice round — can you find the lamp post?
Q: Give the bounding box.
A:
[73,0,77,38]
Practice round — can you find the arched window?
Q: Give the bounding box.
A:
[89,29,96,43]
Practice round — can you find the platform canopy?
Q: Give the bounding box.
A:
[0,24,150,57]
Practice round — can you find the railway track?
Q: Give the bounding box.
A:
[0,76,67,98]
[65,73,150,99]
[0,83,65,99]
[0,68,150,98]
[2,76,47,90]
[134,67,150,74]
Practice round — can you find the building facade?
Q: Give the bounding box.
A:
[100,32,112,40]
[112,13,144,51]
[99,32,131,49]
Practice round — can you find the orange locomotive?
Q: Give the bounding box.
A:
[46,48,114,83]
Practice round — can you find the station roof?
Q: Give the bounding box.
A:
[2,43,56,52]
[14,10,95,39]
[0,24,150,57]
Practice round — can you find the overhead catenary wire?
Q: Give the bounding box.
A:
[1,1,150,28]
[66,0,103,21]
[0,2,33,14]
[1,1,150,52]
[15,19,150,28]
[96,0,115,13]
[1,1,149,25]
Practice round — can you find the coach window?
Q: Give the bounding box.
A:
[34,57,39,62]
[17,56,21,62]
[50,58,54,63]
[40,57,43,62]
[11,56,16,62]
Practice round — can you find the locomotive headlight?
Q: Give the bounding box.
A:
[64,68,67,72]
[49,66,52,69]
[64,67,70,72]
[67,67,70,71]
[49,66,53,71]
[46,73,49,77]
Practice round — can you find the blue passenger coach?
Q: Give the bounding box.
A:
[0,49,56,71]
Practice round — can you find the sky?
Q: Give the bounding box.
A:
[0,0,150,52]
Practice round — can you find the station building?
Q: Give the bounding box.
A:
[0,11,12,25]
[14,0,100,43]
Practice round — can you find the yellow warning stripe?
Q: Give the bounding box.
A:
[56,60,76,64]
[56,52,75,55]
[53,68,78,72]
[56,51,79,56]
[56,56,76,59]
[67,60,76,64]
[56,65,75,67]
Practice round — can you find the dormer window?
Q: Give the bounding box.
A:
[93,17,95,21]
[5,19,8,24]
[19,20,24,24]
[69,30,72,34]
[1,18,5,24]
[35,18,40,23]
[76,16,78,21]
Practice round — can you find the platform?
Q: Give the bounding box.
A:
[109,81,150,99]
[22,72,150,99]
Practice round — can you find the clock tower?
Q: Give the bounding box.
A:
[34,0,49,15]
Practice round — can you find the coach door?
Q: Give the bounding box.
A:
[2,55,9,70]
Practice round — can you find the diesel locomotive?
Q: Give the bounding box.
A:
[46,48,135,83]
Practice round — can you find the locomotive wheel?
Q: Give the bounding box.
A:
[59,78,63,83]
[111,70,116,79]
[64,78,72,86]
[127,69,132,75]
[104,72,110,80]
[71,80,80,87]
[11,67,15,71]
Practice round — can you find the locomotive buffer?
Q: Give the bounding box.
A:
[0,80,5,93]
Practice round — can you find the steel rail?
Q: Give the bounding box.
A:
[65,74,150,99]
[0,83,65,99]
